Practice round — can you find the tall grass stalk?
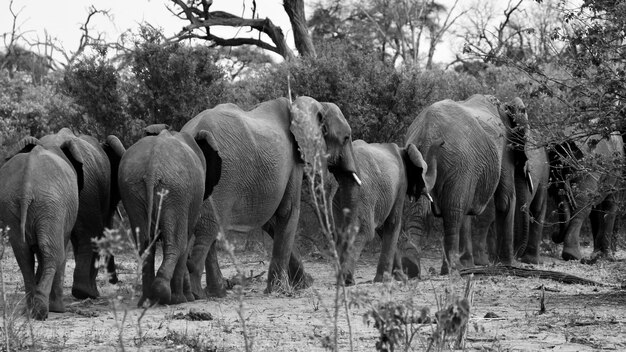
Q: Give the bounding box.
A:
[292,105,355,351]
[94,188,169,352]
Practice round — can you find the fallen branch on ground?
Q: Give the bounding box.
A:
[458,266,610,286]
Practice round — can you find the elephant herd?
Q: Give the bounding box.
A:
[0,94,623,320]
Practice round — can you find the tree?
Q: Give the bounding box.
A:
[168,0,315,60]
[308,0,464,68]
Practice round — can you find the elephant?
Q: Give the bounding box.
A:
[331,140,436,285]
[118,125,221,305]
[38,128,125,299]
[548,131,624,261]
[472,134,550,265]
[0,136,84,320]
[181,96,360,297]
[405,94,532,274]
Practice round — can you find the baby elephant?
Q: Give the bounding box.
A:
[118,126,221,306]
[0,136,84,320]
[333,140,436,285]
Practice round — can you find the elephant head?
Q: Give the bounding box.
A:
[289,96,360,182]
[289,96,361,233]
[496,97,535,256]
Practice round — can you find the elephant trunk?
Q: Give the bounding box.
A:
[552,198,571,244]
[513,170,530,257]
[329,140,360,185]
[332,171,360,281]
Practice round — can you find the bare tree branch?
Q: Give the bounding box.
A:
[169,0,301,60]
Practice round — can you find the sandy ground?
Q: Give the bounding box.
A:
[1,239,626,352]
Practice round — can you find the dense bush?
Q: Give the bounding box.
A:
[128,27,228,131]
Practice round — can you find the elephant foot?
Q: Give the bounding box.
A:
[169,293,188,305]
[71,283,99,300]
[189,274,206,300]
[204,284,227,298]
[151,278,171,305]
[473,254,490,266]
[581,250,615,265]
[373,271,391,283]
[460,257,475,269]
[519,253,542,265]
[31,297,49,321]
[400,256,421,279]
[184,291,195,302]
[291,272,314,290]
[561,247,582,261]
[49,297,65,314]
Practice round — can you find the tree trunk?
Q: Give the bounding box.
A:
[283,0,316,58]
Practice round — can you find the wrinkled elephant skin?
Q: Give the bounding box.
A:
[181,97,360,297]
[39,128,125,300]
[405,95,531,274]
[332,140,434,285]
[0,137,83,320]
[119,128,220,305]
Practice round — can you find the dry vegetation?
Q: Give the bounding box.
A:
[0,230,625,352]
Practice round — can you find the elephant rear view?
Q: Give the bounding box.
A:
[405,94,532,274]
[0,137,84,320]
[332,140,436,285]
[38,128,125,300]
[118,127,221,305]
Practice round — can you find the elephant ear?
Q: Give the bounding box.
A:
[59,139,85,192]
[404,143,435,202]
[194,130,222,200]
[289,96,325,166]
[144,124,170,136]
[102,135,126,214]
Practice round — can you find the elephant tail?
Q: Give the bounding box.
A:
[145,178,155,241]
[19,197,32,243]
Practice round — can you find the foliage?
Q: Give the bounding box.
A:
[62,46,130,140]
[0,70,79,163]
[128,26,228,130]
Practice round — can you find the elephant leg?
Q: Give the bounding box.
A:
[441,210,463,275]
[561,214,588,261]
[591,196,617,258]
[169,252,191,304]
[153,216,190,305]
[520,190,547,264]
[459,215,475,268]
[266,176,302,293]
[263,221,312,290]
[494,188,515,266]
[138,240,156,307]
[375,216,401,283]
[204,240,227,298]
[561,206,591,260]
[10,238,37,315]
[107,255,119,284]
[49,253,67,313]
[183,266,194,302]
[32,248,61,320]
[70,219,101,300]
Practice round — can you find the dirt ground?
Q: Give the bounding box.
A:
[1,237,626,352]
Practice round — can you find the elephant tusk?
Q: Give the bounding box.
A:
[352,172,362,186]
[526,169,534,194]
[426,192,434,203]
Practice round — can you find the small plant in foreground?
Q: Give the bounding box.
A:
[0,225,36,351]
